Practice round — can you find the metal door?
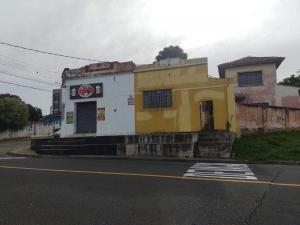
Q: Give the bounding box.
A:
[76,101,97,134]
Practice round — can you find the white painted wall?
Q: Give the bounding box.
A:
[0,123,53,140]
[60,72,135,137]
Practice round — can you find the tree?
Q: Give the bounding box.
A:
[0,93,21,101]
[278,74,300,87]
[0,96,29,131]
[155,45,188,61]
[26,104,43,121]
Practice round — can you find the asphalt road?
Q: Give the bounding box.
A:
[0,142,299,225]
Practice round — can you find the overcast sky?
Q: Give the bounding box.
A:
[0,0,299,114]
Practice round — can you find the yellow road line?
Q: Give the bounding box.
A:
[0,165,299,188]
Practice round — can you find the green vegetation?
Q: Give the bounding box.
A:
[0,96,29,131]
[155,45,188,61]
[233,131,300,161]
[0,94,43,132]
[278,74,300,87]
[26,104,43,121]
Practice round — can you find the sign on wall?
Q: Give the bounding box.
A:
[70,83,103,99]
[97,107,105,121]
[128,96,135,105]
[66,112,73,124]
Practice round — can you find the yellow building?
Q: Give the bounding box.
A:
[134,58,237,134]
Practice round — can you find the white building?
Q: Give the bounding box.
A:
[60,62,135,138]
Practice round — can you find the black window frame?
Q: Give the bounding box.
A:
[143,89,172,109]
[238,71,263,87]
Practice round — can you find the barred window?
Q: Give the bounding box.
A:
[143,89,172,109]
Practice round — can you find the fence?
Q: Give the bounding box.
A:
[0,123,53,140]
[236,104,300,135]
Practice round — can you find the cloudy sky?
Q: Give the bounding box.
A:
[0,0,299,114]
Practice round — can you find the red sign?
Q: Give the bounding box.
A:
[70,83,103,99]
[78,85,95,98]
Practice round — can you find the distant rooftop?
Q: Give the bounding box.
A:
[218,56,285,78]
[135,57,207,72]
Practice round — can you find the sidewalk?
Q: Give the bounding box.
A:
[7,146,300,165]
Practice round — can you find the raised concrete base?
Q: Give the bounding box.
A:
[32,131,234,159]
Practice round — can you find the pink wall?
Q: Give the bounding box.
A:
[225,64,277,105]
[282,96,300,108]
[236,104,300,135]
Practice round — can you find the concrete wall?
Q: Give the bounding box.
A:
[61,73,135,137]
[134,63,237,133]
[276,85,300,108]
[0,123,53,140]
[224,64,277,105]
[236,104,300,134]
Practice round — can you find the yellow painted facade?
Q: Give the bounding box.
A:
[134,60,237,134]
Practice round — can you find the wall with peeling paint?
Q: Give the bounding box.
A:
[236,104,300,134]
[134,63,237,134]
[224,63,277,105]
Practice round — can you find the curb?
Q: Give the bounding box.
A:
[7,149,300,165]
[0,138,30,143]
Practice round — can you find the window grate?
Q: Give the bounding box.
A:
[143,89,172,109]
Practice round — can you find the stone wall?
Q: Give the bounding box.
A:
[33,131,234,159]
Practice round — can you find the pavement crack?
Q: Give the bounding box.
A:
[244,167,283,225]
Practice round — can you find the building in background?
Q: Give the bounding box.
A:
[134,58,237,133]
[218,56,285,106]
[51,89,62,115]
[60,61,135,138]
[218,56,300,108]
[276,84,300,108]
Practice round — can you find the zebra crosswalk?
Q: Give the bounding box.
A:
[184,162,257,180]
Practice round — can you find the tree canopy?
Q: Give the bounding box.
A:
[0,94,43,131]
[278,74,300,87]
[26,104,43,121]
[0,93,22,101]
[155,45,188,61]
[0,96,29,131]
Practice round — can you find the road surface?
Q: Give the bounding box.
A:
[0,141,299,225]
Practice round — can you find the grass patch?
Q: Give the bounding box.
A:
[233,131,300,161]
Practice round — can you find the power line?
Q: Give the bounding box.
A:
[0,80,52,92]
[0,41,104,62]
[0,59,60,82]
[0,54,61,75]
[0,70,60,87]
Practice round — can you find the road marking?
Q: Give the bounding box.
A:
[184,163,257,180]
[0,157,27,160]
[0,165,299,188]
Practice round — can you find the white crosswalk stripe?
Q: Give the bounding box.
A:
[184,163,257,180]
[0,157,27,160]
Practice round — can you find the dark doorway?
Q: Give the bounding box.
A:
[76,101,97,134]
[200,101,214,130]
